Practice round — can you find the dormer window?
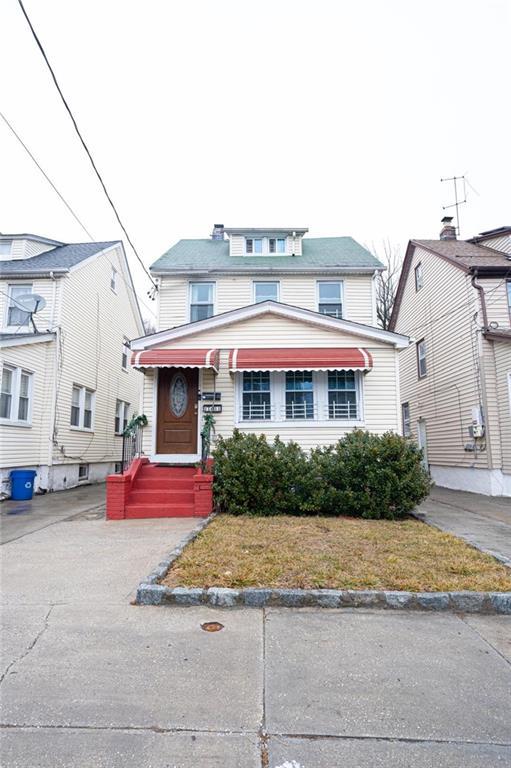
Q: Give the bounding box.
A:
[0,240,13,257]
[245,237,286,255]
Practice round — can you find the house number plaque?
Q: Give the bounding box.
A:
[203,403,222,414]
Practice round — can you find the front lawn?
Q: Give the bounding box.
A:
[162,515,511,593]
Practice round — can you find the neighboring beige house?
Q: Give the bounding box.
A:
[130,225,409,472]
[0,233,145,496]
[390,220,511,497]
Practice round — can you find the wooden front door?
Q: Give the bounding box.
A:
[156,368,198,455]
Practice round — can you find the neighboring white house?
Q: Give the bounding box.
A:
[130,225,409,465]
[0,233,145,496]
[390,220,511,497]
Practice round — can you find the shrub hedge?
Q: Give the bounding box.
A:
[212,429,431,519]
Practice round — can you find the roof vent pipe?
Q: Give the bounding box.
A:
[440,216,457,240]
[211,224,225,240]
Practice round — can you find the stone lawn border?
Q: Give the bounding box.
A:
[135,513,511,614]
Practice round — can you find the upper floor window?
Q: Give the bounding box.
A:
[245,237,286,255]
[402,402,411,436]
[416,339,427,378]
[254,281,279,303]
[415,263,423,291]
[122,337,130,370]
[0,240,12,256]
[71,384,95,430]
[6,284,32,327]
[318,281,343,318]
[110,267,118,293]
[269,238,286,254]
[0,364,33,424]
[190,282,214,321]
[507,281,511,312]
[115,399,130,434]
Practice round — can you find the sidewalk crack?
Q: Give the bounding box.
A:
[0,605,55,685]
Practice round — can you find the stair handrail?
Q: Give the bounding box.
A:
[121,414,148,474]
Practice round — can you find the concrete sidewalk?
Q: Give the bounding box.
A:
[1,490,510,767]
[419,486,511,565]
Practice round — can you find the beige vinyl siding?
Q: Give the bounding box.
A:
[494,341,511,473]
[158,274,375,329]
[52,245,143,466]
[0,340,55,468]
[0,277,57,332]
[478,235,511,254]
[483,278,510,328]
[141,312,399,454]
[395,245,489,469]
[229,234,300,256]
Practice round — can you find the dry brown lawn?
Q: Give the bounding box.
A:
[162,515,511,593]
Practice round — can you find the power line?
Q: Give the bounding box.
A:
[17,0,157,290]
[0,110,94,241]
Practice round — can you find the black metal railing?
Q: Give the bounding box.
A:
[121,414,147,474]
[200,413,215,473]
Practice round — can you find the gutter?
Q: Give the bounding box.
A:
[0,269,68,279]
[151,266,385,277]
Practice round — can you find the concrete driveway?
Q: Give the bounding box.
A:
[419,486,511,565]
[1,487,510,767]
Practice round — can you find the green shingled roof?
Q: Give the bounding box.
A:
[150,237,383,273]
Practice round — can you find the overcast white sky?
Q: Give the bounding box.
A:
[1,0,509,320]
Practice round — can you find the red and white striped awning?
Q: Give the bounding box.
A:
[131,348,219,371]
[228,348,373,372]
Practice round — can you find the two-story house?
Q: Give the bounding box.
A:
[390,220,511,497]
[108,225,409,520]
[0,233,145,496]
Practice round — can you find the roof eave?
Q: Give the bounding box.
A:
[151,266,383,277]
[470,265,511,277]
[0,269,69,279]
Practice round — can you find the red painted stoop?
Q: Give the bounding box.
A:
[106,458,213,520]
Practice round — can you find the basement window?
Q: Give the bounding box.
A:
[78,464,89,481]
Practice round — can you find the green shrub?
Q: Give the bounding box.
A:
[213,429,430,519]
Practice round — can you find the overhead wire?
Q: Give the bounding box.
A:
[16,0,157,291]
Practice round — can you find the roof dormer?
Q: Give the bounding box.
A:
[223,227,309,257]
[0,234,64,261]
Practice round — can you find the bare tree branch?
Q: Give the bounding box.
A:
[370,240,402,330]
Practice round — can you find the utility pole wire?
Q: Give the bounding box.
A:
[0,110,95,241]
[17,0,157,289]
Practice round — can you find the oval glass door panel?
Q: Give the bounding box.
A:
[170,373,188,418]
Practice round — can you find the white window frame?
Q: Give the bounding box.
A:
[417,339,427,379]
[189,281,215,322]
[253,281,280,303]
[415,263,423,291]
[507,281,511,316]
[508,372,511,413]
[402,402,411,436]
[0,239,13,257]
[115,399,130,435]
[235,370,364,427]
[122,337,130,371]
[5,283,33,329]
[78,463,89,481]
[0,364,34,427]
[110,267,118,293]
[244,236,287,256]
[70,384,95,431]
[317,281,344,318]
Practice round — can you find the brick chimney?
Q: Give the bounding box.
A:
[211,224,225,240]
[440,216,456,240]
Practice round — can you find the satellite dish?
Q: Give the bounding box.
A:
[15,293,46,314]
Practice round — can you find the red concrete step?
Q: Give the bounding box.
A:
[128,490,194,504]
[138,466,196,478]
[124,503,196,519]
[132,478,195,491]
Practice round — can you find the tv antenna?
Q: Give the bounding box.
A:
[15,293,46,333]
[440,175,467,237]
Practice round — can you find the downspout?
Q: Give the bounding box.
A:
[470,268,492,469]
[46,272,60,487]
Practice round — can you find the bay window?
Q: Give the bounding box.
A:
[0,364,33,424]
[190,282,214,321]
[237,369,362,423]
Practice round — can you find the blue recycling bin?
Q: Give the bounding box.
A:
[10,469,37,501]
